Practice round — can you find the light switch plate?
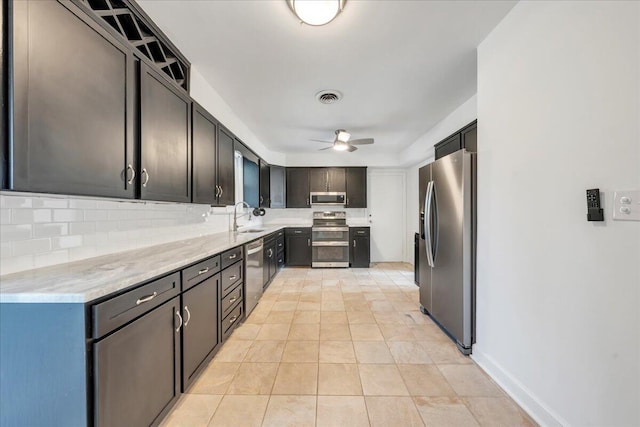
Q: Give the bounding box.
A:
[612,190,640,221]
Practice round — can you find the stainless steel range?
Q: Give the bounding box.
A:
[312,211,349,268]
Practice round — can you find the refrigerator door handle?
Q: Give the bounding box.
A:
[431,180,439,264]
[424,181,435,267]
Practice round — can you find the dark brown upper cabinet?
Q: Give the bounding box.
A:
[10,0,136,198]
[140,62,192,203]
[345,167,367,208]
[310,168,346,192]
[286,168,310,208]
[461,121,477,153]
[192,110,235,206]
[192,102,218,205]
[216,127,235,206]
[259,160,270,208]
[434,120,477,160]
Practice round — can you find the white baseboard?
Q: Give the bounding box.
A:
[471,347,569,427]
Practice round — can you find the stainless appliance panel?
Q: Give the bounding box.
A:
[418,164,432,313]
[418,149,475,354]
[312,245,349,267]
[310,192,346,205]
[312,228,349,243]
[430,150,473,348]
[244,239,264,315]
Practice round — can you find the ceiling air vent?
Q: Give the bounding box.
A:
[316,90,342,104]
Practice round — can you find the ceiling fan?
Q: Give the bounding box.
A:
[311,129,374,152]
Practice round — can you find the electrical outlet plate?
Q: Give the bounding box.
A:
[612,190,640,221]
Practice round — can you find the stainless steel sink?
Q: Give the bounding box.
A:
[238,229,265,234]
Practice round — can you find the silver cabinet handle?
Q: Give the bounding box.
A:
[127,164,136,185]
[184,306,191,326]
[346,198,349,206]
[307,238,311,246]
[175,310,183,332]
[229,253,237,259]
[219,186,223,197]
[228,296,237,304]
[198,267,210,275]
[306,198,310,206]
[353,240,356,248]
[141,168,149,187]
[268,249,273,257]
[229,275,237,281]
[215,186,219,198]
[260,196,264,204]
[228,315,238,324]
[136,292,157,305]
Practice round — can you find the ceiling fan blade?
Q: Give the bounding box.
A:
[349,138,374,145]
[346,145,358,152]
[319,146,334,151]
[310,139,334,143]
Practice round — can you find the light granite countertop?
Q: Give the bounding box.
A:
[0,222,368,304]
[0,225,292,304]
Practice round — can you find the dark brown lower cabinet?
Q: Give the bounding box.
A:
[94,296,181,427]
[181,274,220,390]
[285,228,312,266]
[350,227,371,268]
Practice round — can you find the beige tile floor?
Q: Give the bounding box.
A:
[161,263,536,427]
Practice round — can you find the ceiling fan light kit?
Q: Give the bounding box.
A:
[312,129,375,153]
[336,130,351,142]
[288,0,346,26]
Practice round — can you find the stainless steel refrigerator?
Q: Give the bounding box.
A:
[418,149,476,354]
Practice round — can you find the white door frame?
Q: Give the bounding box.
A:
[367,169,407,263]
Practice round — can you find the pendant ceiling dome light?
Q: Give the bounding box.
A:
[288,0,346,26]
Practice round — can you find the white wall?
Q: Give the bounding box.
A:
[474,2,640,426]
[190,67,286,166]
[403,95,478,262]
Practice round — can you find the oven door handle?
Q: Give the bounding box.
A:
[312,227,349,232]
[312,241,349,247]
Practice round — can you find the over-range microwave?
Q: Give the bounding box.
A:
[310,192,346,206]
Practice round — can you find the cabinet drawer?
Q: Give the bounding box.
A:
[92,272,181,338]
[276,230,284,238]
[285,227,310,236]
[221,282,243,318]
[222,304,243,340]
[221,260,243,295]
[276,236,285,253]
[182,255,221,291]
[221,246,243,269]
[277,254,285,269]
[351,227,370,237]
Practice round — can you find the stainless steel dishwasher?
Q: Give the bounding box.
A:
[244,239,264,316]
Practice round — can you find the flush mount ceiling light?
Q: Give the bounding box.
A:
[288,0,346,26]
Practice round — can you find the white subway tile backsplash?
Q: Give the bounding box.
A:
[1,255,34,274]
[11,209,51,224]
[34,250,69,269]
[68,199,97,209]
[0,195,32,208]
[32,197,68,209]
[53,209,84,222]
[12,238,52,256]
[69,222,96,235]
[33,223,69,238]
[0,209,11,225]
[1,242,12,258]
[52,235,83,250]
[1,192,354,276]
[84,210,109,221]
[1,224,33,241]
